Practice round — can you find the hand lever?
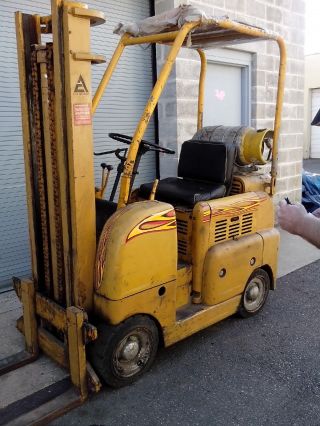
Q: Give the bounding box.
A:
[97,163,114,199]
[149,179,159,201]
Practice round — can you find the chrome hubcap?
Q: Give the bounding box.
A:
[243,276,265,312]
[121,336,140,361]
[113,328,152,378]
[248,284,260,301]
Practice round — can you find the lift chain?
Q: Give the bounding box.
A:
[31,48,52,294]
[46,45,66,303]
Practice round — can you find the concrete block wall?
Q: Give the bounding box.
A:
[154,0,305,202]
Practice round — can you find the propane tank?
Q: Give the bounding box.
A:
[192,126,273,165]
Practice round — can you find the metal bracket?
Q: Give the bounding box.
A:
[70,7,106,26]
[72,51,106,64]
[83,322,98,344]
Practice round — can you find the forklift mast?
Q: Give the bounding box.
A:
[0,2,105,420]
[16,0,103,310]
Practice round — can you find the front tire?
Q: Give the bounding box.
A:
[89,315,159,388]
[238,268,270,318]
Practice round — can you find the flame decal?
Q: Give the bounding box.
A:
[202,208,211,223]
[127,208,176,241]
[210,195,265,219]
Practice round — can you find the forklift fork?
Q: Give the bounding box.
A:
[0,281,38,376]
[0,278,101,425]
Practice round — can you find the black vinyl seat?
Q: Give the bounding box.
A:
[145,177,226,205]
[140,140,236,207]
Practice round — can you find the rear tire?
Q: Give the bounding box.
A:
[238,268,270,318]
[89,315,159,388]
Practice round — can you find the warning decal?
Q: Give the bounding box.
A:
[74,75,89,94]
[73,103,92,125]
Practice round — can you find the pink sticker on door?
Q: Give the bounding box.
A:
[215,89,225,101]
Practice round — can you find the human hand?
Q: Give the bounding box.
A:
[312,207,320,218]
[277,200,308,235]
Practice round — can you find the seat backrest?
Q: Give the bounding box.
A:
[178,140,236,187]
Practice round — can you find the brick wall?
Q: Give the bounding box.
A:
[154,0,305,202]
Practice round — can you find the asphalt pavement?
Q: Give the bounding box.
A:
[304,158,320,174]
[52,259,320,426]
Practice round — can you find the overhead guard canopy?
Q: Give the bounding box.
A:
[113,4,279,49]
[92,5,286,206]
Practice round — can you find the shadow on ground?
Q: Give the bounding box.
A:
[52,260,320,426]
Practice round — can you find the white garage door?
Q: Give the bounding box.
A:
[203,49,251,127]
[0,0,155,290]
[204,63,242,126]
[311,88,320,158]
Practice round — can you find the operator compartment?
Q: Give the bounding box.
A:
[192,125,274,196]
[140,139,236,206]
[139,125,275,266]
[140,125,274,208]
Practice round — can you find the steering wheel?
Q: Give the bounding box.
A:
[109,133,175,155]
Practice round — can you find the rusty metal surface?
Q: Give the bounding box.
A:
[46,45,65,304]
[29,44,66,304]
[0,377,82,426]
[0,351,37,377]
[31,48,52,294]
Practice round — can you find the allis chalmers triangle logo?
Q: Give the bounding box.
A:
[74,75,89,94]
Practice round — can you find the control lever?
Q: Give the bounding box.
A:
[96,163,113,199]
[94,147,127,156]
[93,147,128,202]
[149,179,159,201]
[110,149,128,202]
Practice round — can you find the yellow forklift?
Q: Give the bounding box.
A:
[0,1,286,423]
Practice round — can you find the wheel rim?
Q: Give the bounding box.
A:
[243,275,266,312]
[112,328,152,378]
